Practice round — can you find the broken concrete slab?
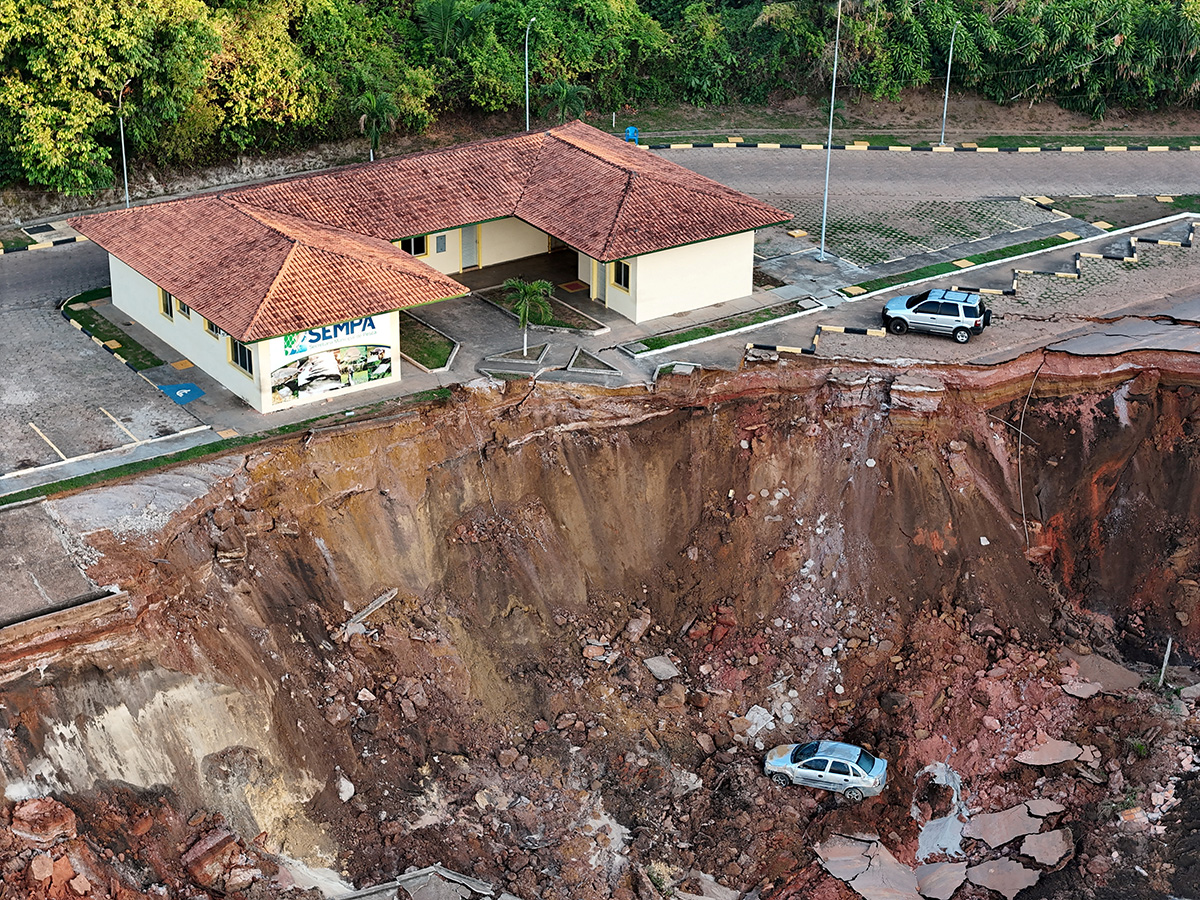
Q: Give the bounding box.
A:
[1016,738,1082,766]
[912,762,968,861]
[815,834,922,900]
[1024,799,1065,818]
[966,858,1040,899]
[1181,682,1200,701]
[962,803,1042,849]
[915,861,967,900]
[1062,681,1102,699]
[1062,650,1143,693]
[644,655,681,680]
[1021,827,1073,866]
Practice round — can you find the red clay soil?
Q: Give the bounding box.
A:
[0,354,1198,899]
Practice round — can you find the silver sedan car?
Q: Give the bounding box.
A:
[764,740,888,802]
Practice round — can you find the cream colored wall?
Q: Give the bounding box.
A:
[109,255,268,409]
[630,231,755,322]
[577,252,592,285]
[395,230,461,275]
[479,218,547,266]
[602,258,637,320]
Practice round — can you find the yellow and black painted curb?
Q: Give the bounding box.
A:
[646,141,1198,153]
[748,323,886,357]
[952,222,1196,296]
[1,235,89,255]
[60,308,139,373]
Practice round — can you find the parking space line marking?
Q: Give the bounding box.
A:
[29,422,66,460]
[99,407,140,443]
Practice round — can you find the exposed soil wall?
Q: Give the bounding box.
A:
[1,354,1198,899]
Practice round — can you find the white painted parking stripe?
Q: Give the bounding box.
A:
[99,407,140,443]
[28,422,66,460]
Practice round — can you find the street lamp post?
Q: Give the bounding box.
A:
[818,0,842,261]
[117,78,131,208]
[939,22,958,147]
[525,17,536,132]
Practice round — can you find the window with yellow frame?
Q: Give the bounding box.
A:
[612,260,630,291]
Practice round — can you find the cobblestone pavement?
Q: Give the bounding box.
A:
[0,243,202,475]
[757,198,1063,266]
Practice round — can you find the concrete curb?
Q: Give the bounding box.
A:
[1,235,89,255]
[645,141,1197,153]
[748,323,886,357]
[619,302,822,358]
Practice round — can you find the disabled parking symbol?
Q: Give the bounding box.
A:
[159,383,205,404]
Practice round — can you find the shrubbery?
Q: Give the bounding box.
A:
[2,0,1200,193]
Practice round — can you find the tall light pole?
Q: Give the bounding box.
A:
[117,78,132,208]
[525,17,536,132]
[818,0,842,261]
[939,22,958,147]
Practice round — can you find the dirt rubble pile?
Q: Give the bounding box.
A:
[0,354,1199,900]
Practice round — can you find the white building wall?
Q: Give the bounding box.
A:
[397,230,461,275]
[630,231,755,322]
[602,258,637,320]
[479,218,546,266]
[109,255,267,409]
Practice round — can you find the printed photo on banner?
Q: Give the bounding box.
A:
[271,344,392,404]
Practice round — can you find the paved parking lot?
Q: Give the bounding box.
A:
[0,242,205,476]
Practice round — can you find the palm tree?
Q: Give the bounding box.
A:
[502,277,553,356]
[356,90,400,161]
[536,78,593,125]
[418,0,492,60]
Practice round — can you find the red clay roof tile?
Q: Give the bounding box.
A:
[71,121,787,340]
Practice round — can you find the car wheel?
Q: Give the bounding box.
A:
[888,318,908,335]
[952,327,970,344]
[844,787,864,803]
[770,773,790,788]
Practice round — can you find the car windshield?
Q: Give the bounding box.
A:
[791,741,819,763]
[904,290,932,309]
[856,749,878,772]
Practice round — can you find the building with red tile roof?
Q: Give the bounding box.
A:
[71,121,787,412]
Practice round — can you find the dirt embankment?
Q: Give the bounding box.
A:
[0,355,1198,900]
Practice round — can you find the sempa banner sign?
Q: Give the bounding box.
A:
[281,316,380,358]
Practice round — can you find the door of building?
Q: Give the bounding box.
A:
[461,225,479,270]
[593,260,607,307]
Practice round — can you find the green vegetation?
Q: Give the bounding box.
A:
[6,0,1200,194]
[486,283,594,331]
[0,229,32,251]
[849,234,1073,294]
[61,289,165,370]
[638,302,798,352]
[501,277,554,355]
[399,312,456,369]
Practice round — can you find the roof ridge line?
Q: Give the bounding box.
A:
[548,129,641,176]
[597,170,636,262]
[246,242,303,340]
[510,131,550,215]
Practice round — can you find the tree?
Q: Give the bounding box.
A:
[356,90,399,161]
[536,77,593,124]
[417,0,492,61]
[501,277,553,357]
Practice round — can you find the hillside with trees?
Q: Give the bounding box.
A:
[2,0,1200,194]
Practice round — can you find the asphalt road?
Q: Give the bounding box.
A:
[659,147,1200,200]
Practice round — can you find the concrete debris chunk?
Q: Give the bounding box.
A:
[625,608,652,643]
[1021,827,1073,866]
[673,870,741,900]
[815,834,922,900]
[743,705,774,737]
[1016,738,1082,766]
[915,861,967,900]
[644,655,681,680]
[1063,650,1142,693]
[1062,681,1102,699]
[1024,799,1065,818]
[338,775,355,802]
[966,858,1040,899]
[1180,682,1200,701]
[962,803,1042,849]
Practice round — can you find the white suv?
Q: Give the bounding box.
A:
[881,288,991,343]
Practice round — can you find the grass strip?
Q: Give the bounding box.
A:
[0,389,454,508]
[399,313,455,369]
[639,303,798,352]
[61,289,165,370]
[848,234,1073,294]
